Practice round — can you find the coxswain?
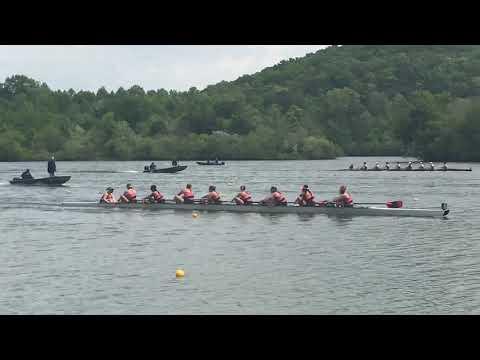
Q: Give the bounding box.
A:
[419,161,425,170]
[442,162,448,171]
[429,162,435,170]
[333,185,353,207]
[233,185,253,205]
[100,187,116,204]
[201,185,221,204]
[361,162,368,171]
[150,162,156,171]
[21,169,33,179]
[395,162,401,170]
[48,156,56,177]
[348,164,354,170]
[295,185,316,207]
[385,162,390,170]
[118,184,137,203]
[143,185,165,204]
[260,186,288,206]
[406,161,413,170]
[175,184,195,204]
[374,162,381,170]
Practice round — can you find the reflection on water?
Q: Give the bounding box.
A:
[0,158,478,314]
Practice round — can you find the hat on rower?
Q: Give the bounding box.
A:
[127,183,133,189]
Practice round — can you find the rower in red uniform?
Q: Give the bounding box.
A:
[333,185,353,207]
[201,185,221,204]
[100,187,116,204]
[260,186,288,206]
[143,185,165,204]
[233,185,253,205]
[175,184,194,204]
[295,185,316,206]
[118,183,137,203]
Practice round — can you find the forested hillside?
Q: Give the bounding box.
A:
[1,45,480,161]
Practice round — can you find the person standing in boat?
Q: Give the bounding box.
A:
[48,156,56,177]
[295,185,316,207]
[260,186,288,206]
[143,185,165,204]
[175,184,195,204]
[233,185,253,205]
[118,184,137,203]
[361,162,368,170]
[201,185,222,204]
[333,185,353,207]
[100,187,116,204]
[21,169,33,179]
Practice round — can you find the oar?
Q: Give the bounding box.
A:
[354,200,403,208]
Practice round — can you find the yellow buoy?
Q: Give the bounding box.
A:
[176,269,185,278]
[192,212,199,218]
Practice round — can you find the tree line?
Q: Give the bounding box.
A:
[0,45,479,161]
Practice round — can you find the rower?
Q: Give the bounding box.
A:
[442,162,448,171]
[143,185,165,204]
[150,162,156,171]
[406,161,413,170]
[118,184,137,203]
[172,160,178,166]
[396,162,401,170]
[295,185,316,207]
[21,169,33,179]
[260,186,287,206]
[215,157,219,164]
[233,185,253,205]
[419,161,425,170]
[385,162,390,170]
[348,164,354,170]
[201,185,221,204]
[333,185,353,207]
[175,184,194,204]
[100,187,116,204]
[361,162,368,171]
[374,162,381,170]
[429,162,435,170]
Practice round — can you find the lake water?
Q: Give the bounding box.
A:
[0,157,478,314]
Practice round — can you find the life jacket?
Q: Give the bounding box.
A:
[208,191,220,202]
[272,191,287,205]
[152,190,164,202]
[124,188,137,202]
[239,191,252,203]
[181,188,194,200]
[301,189,315,204]
[101,192,114,203]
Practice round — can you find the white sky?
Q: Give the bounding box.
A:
[0,45,328,92]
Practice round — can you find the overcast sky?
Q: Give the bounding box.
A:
[0,45,328,92]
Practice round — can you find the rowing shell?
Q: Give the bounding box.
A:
[58,202,450,218]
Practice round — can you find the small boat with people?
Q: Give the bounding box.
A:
[10,168,71,186]
[61,182,450,218]
[143,161,187,173]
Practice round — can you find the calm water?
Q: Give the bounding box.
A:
[0,157,478,314]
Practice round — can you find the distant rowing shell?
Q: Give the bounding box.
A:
[339,168,472,172]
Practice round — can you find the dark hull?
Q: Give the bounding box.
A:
[143,165,187,173]
[196,161,225,166]
[10,176,71,185]
[342,168,472,172]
